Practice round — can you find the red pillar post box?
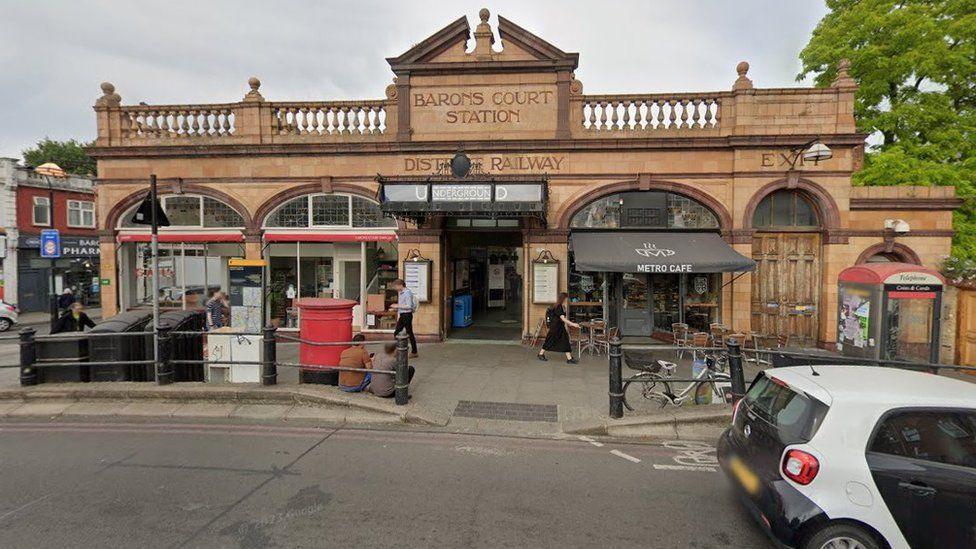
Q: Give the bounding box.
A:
[297,298,357,384]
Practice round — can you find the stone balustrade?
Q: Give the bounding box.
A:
[271,101,389,136]
[120,104,237,139]
[579,93,728,132]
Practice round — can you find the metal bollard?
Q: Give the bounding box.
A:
[19,328,37,386]
[262,325,278,386]
[394,331,409,406]
[727,338,746,402]
[609,337,624,419]
[156,326,173,385]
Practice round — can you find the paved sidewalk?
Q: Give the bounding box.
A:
[0,340,756,439]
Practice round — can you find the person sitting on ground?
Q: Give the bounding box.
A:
[338,334,373,392]
[52,302,96,334]
[368,342,416,398]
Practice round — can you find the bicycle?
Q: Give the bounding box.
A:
[621,351,732,410]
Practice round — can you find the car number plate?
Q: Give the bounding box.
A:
[729,456,760,495]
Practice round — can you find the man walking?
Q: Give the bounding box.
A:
[390,278,418,358]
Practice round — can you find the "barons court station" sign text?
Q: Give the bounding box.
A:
[413,88,554,124]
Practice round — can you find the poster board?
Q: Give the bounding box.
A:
[228,258,265,333]
[403,260,431,303]
[532,260,559,304]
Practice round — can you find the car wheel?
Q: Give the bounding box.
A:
[0,318,11,332]
[804,524,880,549]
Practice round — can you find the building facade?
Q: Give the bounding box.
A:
[90,10,959,347]
[0,159,100,312]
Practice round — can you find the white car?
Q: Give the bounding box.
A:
[0,301,17,331]
[717,365,976,549]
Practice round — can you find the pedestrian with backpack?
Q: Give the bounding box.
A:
[537,292,580,364]
[389,278,419,358]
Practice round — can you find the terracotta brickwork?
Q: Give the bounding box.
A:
[90,10,960,346]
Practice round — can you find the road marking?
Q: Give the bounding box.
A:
[0,493,53,523]
[610,449,641,463]
[577,435,604,447]
[653,464,717,473]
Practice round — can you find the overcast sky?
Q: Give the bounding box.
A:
[0,0,828,160]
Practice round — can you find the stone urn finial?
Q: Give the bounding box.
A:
[95,81,121,107]
[733,61,753,91]
[244,76,264,102]
[831,58,856,88]
[472,7,495,57]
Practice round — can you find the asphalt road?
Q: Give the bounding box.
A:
[0,418,770,548]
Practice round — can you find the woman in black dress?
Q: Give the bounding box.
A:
[538,292,581,364]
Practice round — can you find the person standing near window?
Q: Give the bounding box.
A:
[389,279,419,358]
[206,290,229,330]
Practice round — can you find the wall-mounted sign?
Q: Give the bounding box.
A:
[20,235,99,257]
[39,230,61,259]
[403,260,431,303]
[532,260,559,304]
[383,183,544,204]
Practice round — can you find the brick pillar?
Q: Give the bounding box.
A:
[98,239,119,316]
[397,233,442,340]
[727,242,753,334]
[524,237,569,341]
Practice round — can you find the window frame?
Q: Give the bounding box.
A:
[569,191,720,230]
[67,199,96,228]
[866,406,976,471]
[263,193,395,229]
[32,196,51,226]
[753,190,820,230]
[118,194,245,229]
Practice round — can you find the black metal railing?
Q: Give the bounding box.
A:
[608,337,976,419]
[9,327,412,406]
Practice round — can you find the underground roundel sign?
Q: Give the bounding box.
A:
[39,229,61,259]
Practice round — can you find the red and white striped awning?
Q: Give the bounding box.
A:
[262,232,396,243]
[116,232,244,243]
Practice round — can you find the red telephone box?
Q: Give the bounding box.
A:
[297,298,356,384]
[837,263,944,364]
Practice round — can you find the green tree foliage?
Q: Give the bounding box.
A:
[798,0,976,258]
[22,138,96,177]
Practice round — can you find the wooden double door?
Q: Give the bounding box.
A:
[957,289,976,365]
[751,233,821,345]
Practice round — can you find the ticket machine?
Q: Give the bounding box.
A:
[837,263,944,363]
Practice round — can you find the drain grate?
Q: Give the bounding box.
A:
[453,400,558,423]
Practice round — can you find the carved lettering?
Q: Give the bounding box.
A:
[759,150,828,169]
[412,87,553,125]
[404,155,566,173]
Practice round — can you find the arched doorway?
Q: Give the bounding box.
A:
[749,188,822,345]
[568,190,731,336]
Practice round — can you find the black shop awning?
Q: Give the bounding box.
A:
[571,231,755,273]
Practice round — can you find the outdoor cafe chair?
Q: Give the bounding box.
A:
[568,324,587,357]
[593,326,619,356]
[589,320,609,355]
[671,322,691,358]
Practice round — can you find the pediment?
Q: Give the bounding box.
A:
[387,10,578,74]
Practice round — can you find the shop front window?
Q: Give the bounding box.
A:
[122,242,240,310]
[570,191,719,229]
[568,252,607,322]
[265,241,399,330]
[683,273,720,332]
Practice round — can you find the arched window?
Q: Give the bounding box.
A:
[752,190,819,228]
[570,191,719,229]
[119,195,245,228]
[263,193,396,228]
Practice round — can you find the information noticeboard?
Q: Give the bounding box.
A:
[532,260,559,304]
[228,258,266,332]
[403,260,431,303]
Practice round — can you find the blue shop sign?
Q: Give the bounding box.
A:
[39,230,60,258]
